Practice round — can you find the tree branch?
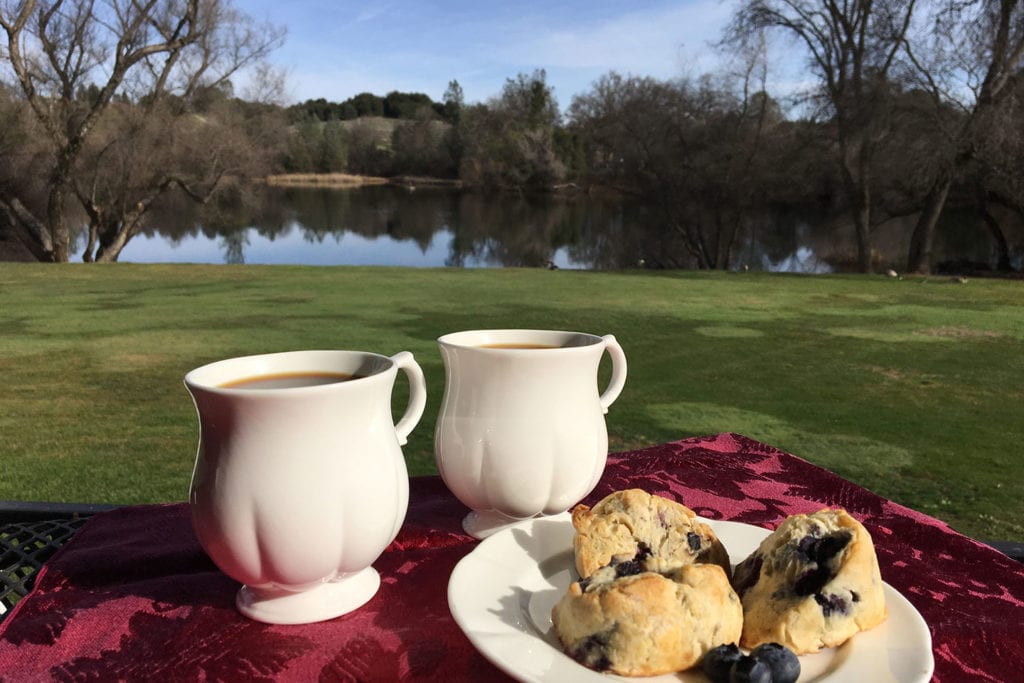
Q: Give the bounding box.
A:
[0,196,55,261]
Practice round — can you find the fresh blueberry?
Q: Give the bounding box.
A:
[750,642,801,683]
[702,643,742,683]
[729,655,772,683]
[687,530,703,552]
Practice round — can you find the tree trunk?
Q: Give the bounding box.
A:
[851,184,872,273]
[3,199,56,262]
[93,212,142,262]
[94,229,127,262]
[82,225,98,262]
[46,171,72,262]
[978,202,1011,272]
[693,219,715,270]
[906,174,953,275]
[674,221,713,269]
[839,140,874,273]
[716,209,744,271]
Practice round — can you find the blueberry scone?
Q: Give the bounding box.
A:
[731,508,887,654]
[572,489,731,579]
[551,563,743,676]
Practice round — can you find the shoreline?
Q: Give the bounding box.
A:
[262,173,602,196]
[264,173,389,187]
[264,173,463,189]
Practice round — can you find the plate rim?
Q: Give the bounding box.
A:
[448,513,935,683]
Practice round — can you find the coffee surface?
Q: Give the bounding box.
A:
[478,343,559,349]
[219,371,362,389]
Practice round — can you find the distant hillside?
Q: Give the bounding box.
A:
[335,116,401,146]
[283,115,456,177]
[293,116,451,148]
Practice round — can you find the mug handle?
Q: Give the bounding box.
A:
[390,351,427,446]
[599,335,627,414]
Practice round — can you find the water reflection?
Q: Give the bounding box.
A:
[72,185,1020,272]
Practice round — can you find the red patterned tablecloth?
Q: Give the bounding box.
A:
[1,433,1022,681]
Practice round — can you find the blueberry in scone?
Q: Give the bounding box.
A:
[571,488,731,579]
[731,508,888,654]
[552,563,743,676]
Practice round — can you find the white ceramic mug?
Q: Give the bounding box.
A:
[185,349,426,624]
[434,329,627,538]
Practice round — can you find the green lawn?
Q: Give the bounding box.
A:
[1,263,1022,542]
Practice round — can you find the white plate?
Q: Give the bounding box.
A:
[448,513,934,682]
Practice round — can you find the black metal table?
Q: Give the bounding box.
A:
[0,502,121,621]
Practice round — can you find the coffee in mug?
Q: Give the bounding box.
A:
[219,371,364,389]
[477,343,558,350]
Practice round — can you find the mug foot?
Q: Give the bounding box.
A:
[236,567,380,624]
[463,510,541,539]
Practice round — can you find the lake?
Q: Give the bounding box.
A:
[71,185,1018,272]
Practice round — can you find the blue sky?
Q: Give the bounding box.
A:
[237,0,741,107]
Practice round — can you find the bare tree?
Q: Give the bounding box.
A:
[0,0,284,262]
[728,0,917,272]
[568,72,682,196]
[970,72,1024,269]
[568,54,783,270]
[75,91,286,261]
[901,0,1024,273]
[0,85,51,260]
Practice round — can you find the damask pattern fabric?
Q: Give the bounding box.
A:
[1,433,1022,681]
